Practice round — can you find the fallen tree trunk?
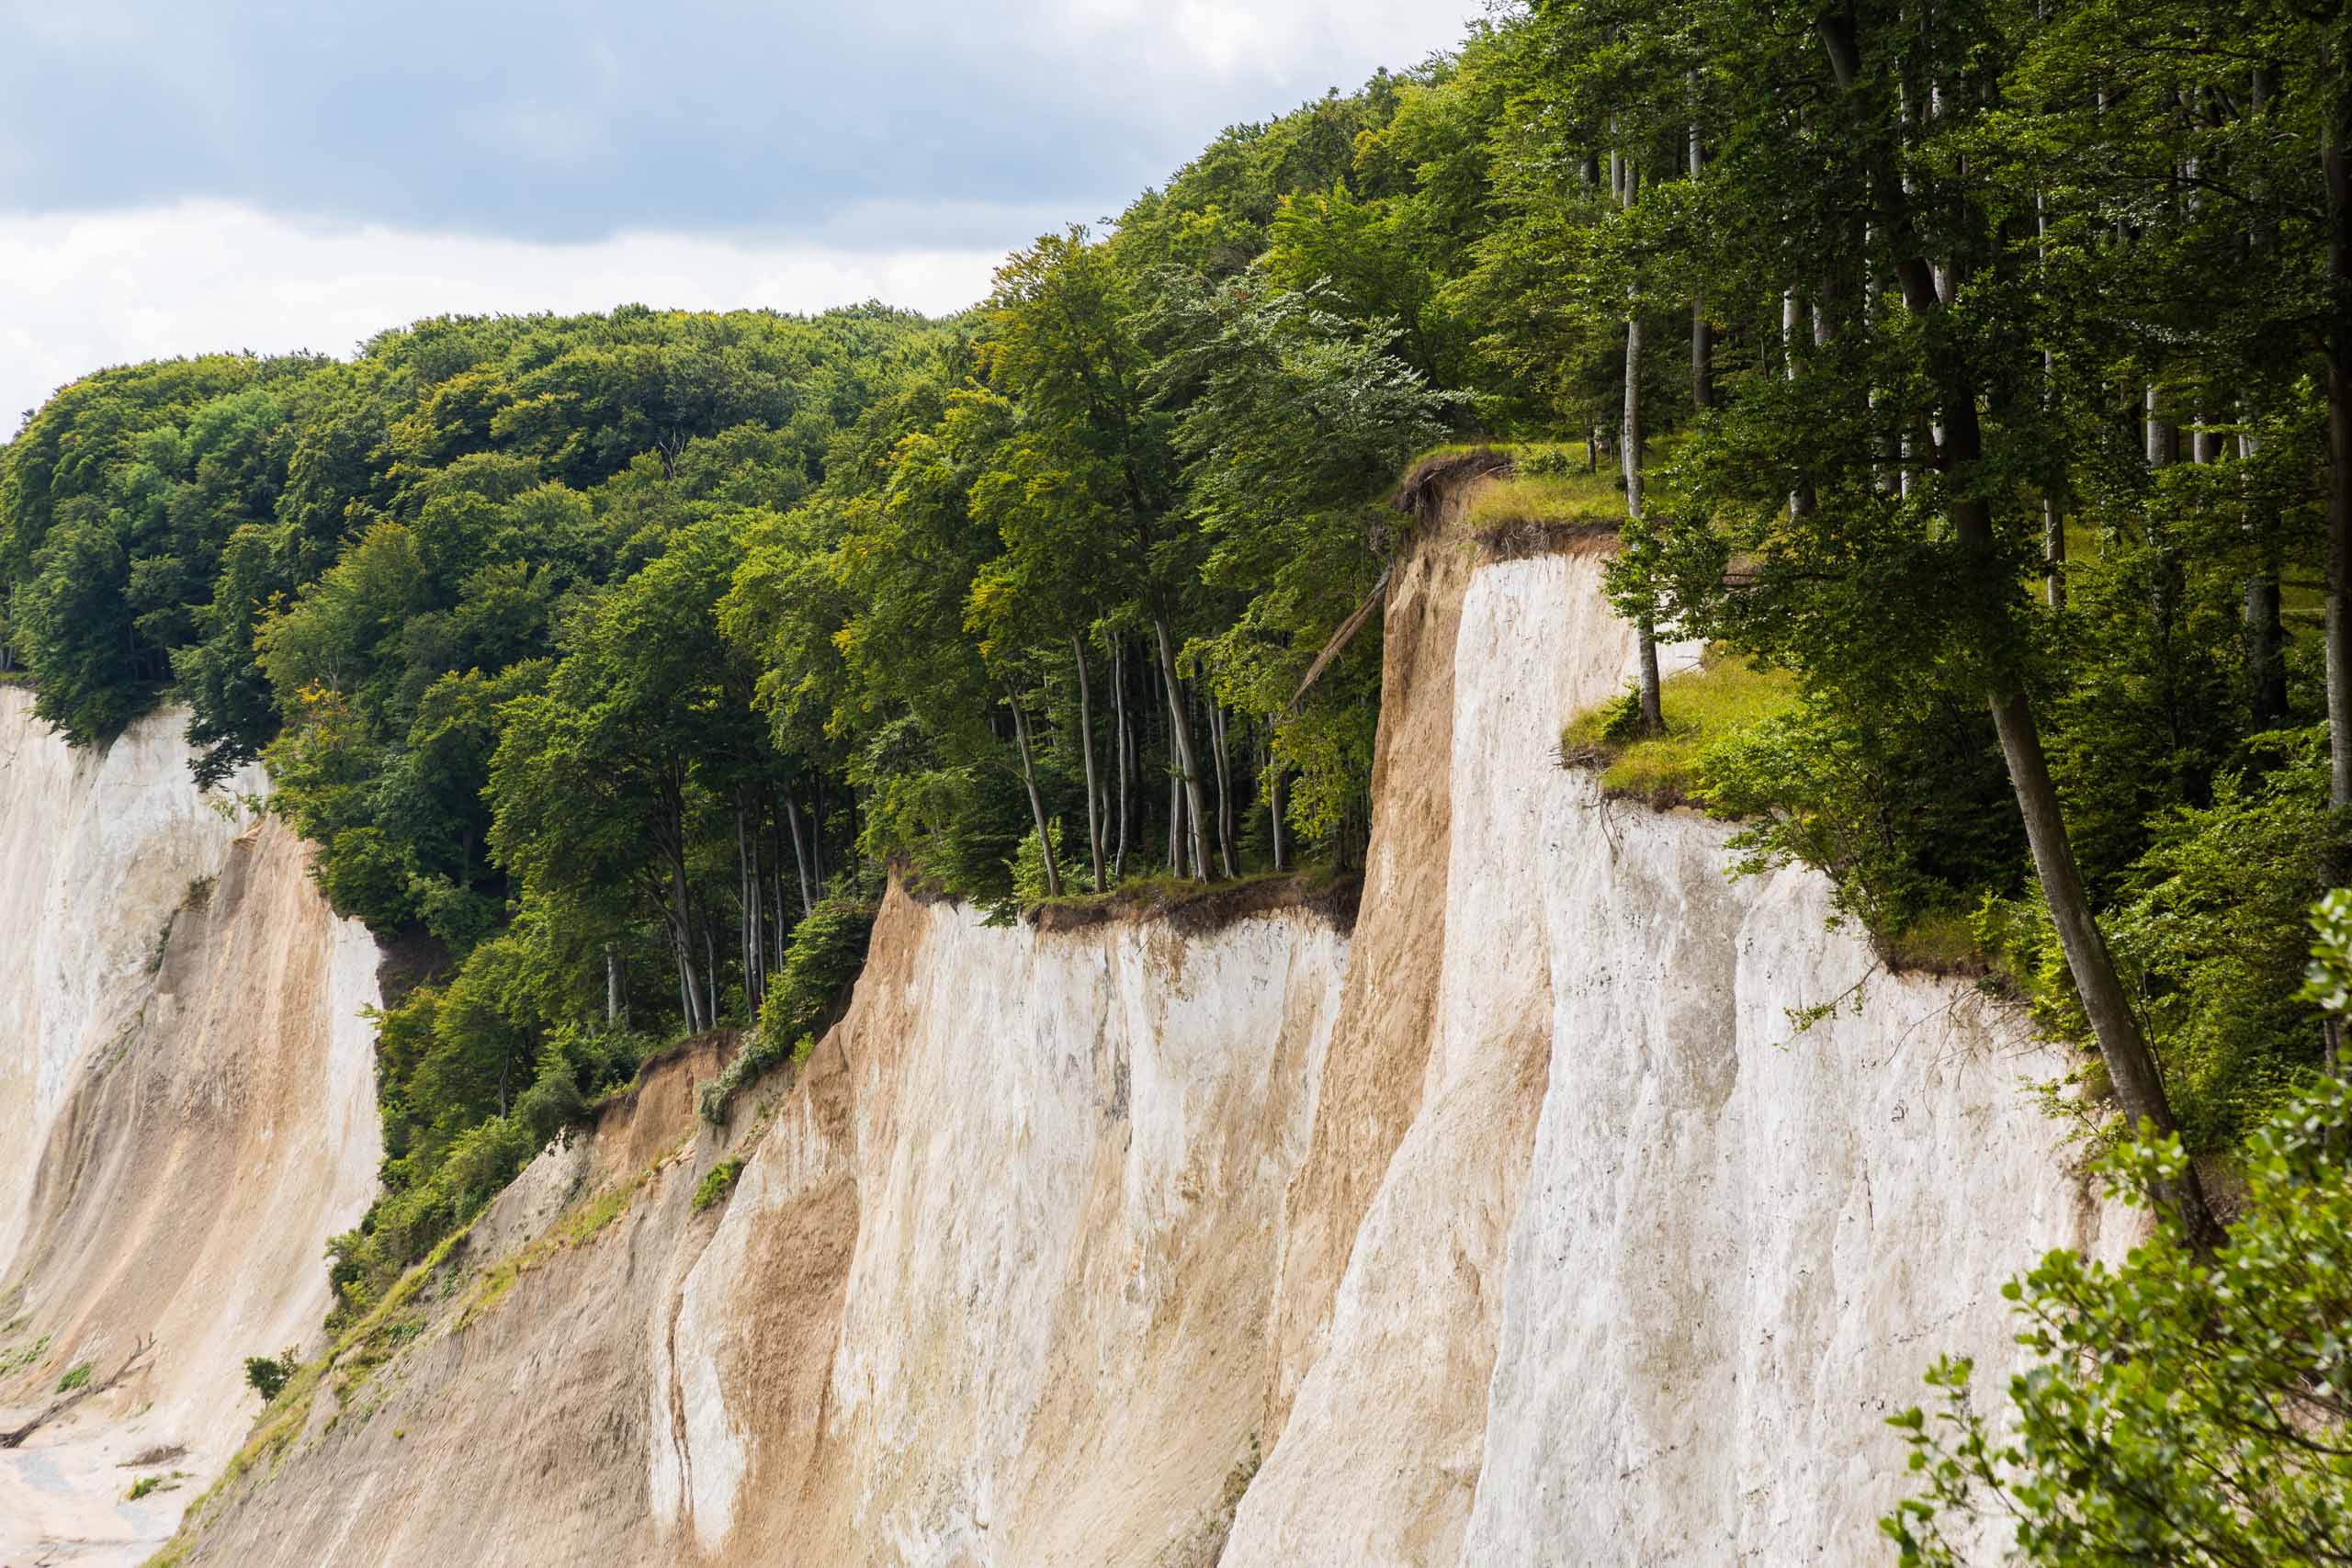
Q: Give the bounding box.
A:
[2,1337,155,1448]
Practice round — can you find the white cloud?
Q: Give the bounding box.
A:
[1052,0,1464,79]
[0,202,1007,432]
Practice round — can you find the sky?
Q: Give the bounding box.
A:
[0,0,1480,431]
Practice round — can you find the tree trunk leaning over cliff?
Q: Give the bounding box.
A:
[1815,1,2222,1248]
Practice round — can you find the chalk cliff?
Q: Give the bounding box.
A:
[5,471,2114,1566]
[0,690,380,1564]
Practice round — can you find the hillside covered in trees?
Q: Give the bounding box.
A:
[5,6,2351,1532]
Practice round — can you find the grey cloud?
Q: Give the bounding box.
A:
[0,0,1469,246]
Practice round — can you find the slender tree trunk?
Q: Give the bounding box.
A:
[784,793,815,918]
[1623,317,1663,733]
[703,923,719,1028]
[2239,432,2290,726]
[809,775,825,892]
[1258,724,1287,874]
[1112,636,1132,881]
[1690,118,1713,412]
[1621,233,1664,732]
[670,858,706,1033]
[1269,761,1288,873]
[1005,679,1062,899]
[768,818,786,969]
[2144,384,2177,468]
[1783,288,1819,518]
[1072,635,1107,891]
[605,944,622,1026]
[2146,385,2186,664]
[1208,699,1236,878]
[2036,187,2066,610]
[1157,680,1178,875]
[2044,491,2067,611]
[1168,765,1183,876]
[736,803,763,1012]
[1152,614,1214,881]
[2324,39,2352,836]
[1817,5,2222,1247]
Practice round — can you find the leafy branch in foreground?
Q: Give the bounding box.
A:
[1882,897,2352,1565]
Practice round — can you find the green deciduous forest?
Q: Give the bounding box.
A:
[6,0,2352,1545]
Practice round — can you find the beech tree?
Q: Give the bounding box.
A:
[982,229,1217,880]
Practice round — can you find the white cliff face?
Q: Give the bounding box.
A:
[146,498,2121,1568]
[0,689,381,1567]
[0,691,263,1272]
[1442,559,2109,1563]
[660,900,1351,1563]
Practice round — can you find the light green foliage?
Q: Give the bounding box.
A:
[0,1330,51,1375]
[701,892,877,1122]
[1974,733,2339,1150]
[1009,820,1072,911]
[1695,682,2029,945]
[692,1158,746,1213]
[55,1361,91,1393]
[1883,900,2352,1564]
[1560,653,1795,807]
[1150,269,1454,843]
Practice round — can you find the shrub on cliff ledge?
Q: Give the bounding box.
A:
[699,890,876,1123]
[242,1348,299,1403]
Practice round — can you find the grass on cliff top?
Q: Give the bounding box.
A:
[1465,467,1622,534]
[1023,863,1362,937]
[1403,442,1623,529]
[1029,865,1293,916]
[1560,650,1797,808]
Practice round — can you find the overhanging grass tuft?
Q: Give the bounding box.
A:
[1560,651,1797,807]
[1464,469,1621,533]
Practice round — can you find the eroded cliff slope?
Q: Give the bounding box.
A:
[51,478,2111,1567]
[0,690,381,1565]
